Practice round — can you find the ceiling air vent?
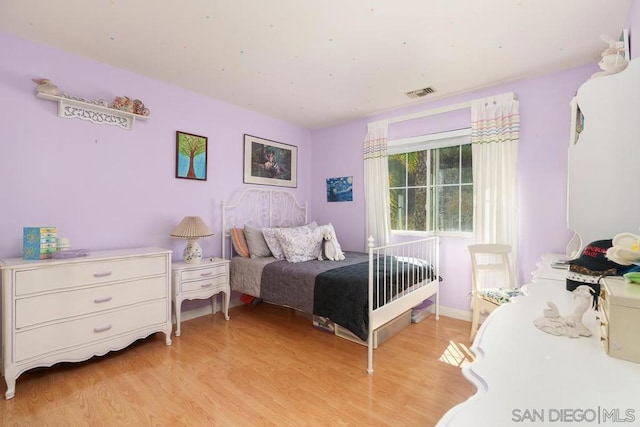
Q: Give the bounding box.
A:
[405,86,435,99]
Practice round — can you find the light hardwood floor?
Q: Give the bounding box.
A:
[0,304,474,426]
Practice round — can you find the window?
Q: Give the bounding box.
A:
[388,129,472,234]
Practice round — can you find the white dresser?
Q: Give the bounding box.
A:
[0,247,173,399]
[438,258,640,426]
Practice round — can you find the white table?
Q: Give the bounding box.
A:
[438,270,640,426]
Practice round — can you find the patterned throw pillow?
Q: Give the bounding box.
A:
[262,227,286,260]
[275,226,324,263]
[263,222,318,261]
[230,228,250,257]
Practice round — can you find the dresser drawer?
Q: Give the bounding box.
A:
[180,264,227,282]
[15,255,167,296]
[181,274,228,294]
[14,299,167,362]
[15,276,167,328]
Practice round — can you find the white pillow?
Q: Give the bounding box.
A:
[275,226,323,263]
[262,227,285,260]
[263,222,318,261]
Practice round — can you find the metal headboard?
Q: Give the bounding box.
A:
[221,187,308,259]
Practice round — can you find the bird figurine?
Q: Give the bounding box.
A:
[32,78,60,96]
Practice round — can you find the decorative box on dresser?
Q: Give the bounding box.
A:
[171,257,230,337]
[599,276,640,364]
[0,247,172,400]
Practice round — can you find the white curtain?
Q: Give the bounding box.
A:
[471,95,520,275]
[364,121,391,247]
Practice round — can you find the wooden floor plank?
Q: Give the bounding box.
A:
[0,304,474,426]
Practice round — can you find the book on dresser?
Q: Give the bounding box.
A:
[0,247,173,400]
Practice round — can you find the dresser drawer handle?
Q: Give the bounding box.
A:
[200,272,213,277]
[93,325,112,333]
[201,283,213,288]
[94,296,113,304]
[93,271,113,278]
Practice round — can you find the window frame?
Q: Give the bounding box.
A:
[388,128,473,238]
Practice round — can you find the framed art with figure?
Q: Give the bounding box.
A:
[243,134,297,188]
[176,131,207,181]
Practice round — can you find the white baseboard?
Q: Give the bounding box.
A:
[434,305,472,322]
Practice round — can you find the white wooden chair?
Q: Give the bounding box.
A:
[468,244,522,341]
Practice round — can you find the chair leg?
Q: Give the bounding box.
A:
[470,298,480,342]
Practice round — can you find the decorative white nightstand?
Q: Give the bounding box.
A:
[171,257,230,336]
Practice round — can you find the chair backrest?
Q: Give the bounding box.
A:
[468,244,515,292]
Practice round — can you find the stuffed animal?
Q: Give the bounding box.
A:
[318,230,345,261]
[592,34,628,79]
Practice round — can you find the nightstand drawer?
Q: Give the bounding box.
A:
[181,274,228,293]
[180,264,227,281]
[15,276,167,328]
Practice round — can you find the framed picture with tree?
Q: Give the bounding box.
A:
[175,131,207,181]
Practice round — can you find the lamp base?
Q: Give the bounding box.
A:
[183,240,202,264]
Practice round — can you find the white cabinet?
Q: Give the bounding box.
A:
[567,59,640,251]
[600,277,640,364]
[0,247,172,399]
[171,258,230,337]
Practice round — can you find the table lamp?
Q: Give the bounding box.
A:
[170,216,213,264]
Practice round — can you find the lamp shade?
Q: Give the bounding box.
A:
[170,216,213,239]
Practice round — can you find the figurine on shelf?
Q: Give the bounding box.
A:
[110,95,134,112]
[132,99,150,116]
[32,78,60,96]
[591,34,628,79]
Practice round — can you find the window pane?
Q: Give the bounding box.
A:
[438,146,460,185]
[388,154,406,187]
[390,188,406,230]
[407,150,428,187]
[461,184,473,232]
[407,187,426,231]
[461,144,472,184]
[438,186,460,231]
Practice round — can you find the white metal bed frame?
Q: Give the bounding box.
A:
[221,187,440,373]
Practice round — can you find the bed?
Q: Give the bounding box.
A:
[221,187,440,373]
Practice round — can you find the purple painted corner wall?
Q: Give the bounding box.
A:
[2,2,637,317]
[0,32,311,261]
[309,63,597,313]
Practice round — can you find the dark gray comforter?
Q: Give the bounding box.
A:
[260,252,435,340]
[260,251,368,314]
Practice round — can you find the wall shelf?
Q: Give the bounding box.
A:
[37,93,148,130]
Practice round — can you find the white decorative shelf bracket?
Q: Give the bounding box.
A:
[37,93,148,130]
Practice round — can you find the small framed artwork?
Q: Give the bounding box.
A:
[176,131,207,181]
[326,176,353,202]
[243,134,297,188]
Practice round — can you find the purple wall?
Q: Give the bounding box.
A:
[5,6,638,314]
[310,65,598,312]
[0,32,311,260]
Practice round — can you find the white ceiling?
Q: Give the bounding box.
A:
[0,1,632,129]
